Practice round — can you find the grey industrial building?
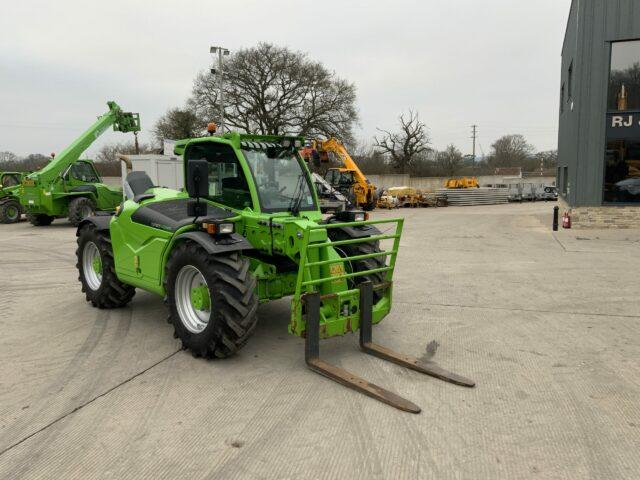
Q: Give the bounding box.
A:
[558,0,640,227]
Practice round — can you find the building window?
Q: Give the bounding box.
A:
[604,40,640,203]
[608,40,640,112]
[562,166,568,195]
[560,83,565,113]
[568,62,573,100]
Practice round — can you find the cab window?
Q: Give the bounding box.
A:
[70,163,100,183]
[1,174,20,187]
[185,143,252,210]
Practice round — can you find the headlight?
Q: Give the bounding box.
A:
[218,222,234,234]
[353,212,365,222]
[203,221,235,235]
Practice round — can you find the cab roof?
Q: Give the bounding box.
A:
[173,132,305,156]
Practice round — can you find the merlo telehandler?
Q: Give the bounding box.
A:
[75,132,474,412]
[20,101,140,226]
[0,172,26,223]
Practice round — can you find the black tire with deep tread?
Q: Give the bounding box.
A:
[328,228,386,302]
[0,198,22,224]
[76,223,135,308]
[164,241,258,359]
[68,197,96,227]
[26,212,54,226]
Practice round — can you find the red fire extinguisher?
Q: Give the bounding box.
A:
[562,211,571,229]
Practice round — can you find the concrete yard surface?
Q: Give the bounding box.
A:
[0,203,639,479]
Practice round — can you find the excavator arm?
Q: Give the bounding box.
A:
[320,138,370,189]
[28,101,140,185]
[318,138,377,209]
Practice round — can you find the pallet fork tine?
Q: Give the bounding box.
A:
[358,282,476,389]
[303,282,475,413]
[304,290,421,413]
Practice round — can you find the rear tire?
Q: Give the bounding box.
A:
[0,199,22,224]
[69,197,96,227]
[76,223,135,308]
[27,212,54,226]
[328,228,386,303]
[165,241,258,359]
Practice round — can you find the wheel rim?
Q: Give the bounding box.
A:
[82,242,103,290]
[175,265,211,334]
[6,205,19,221]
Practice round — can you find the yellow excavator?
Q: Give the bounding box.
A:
[301,138,377,211]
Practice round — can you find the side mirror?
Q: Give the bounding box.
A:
[186,158,209,198]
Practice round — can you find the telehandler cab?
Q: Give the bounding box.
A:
[76,132,474,412]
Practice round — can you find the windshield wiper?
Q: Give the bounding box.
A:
[288,174,305,216]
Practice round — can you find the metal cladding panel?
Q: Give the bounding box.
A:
[559,0,640,206]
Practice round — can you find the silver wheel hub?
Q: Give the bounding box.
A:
[175,265,211,334]
[82,242,102,291]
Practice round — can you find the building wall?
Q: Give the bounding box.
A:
[559,0,640,207]
[558,196,640,228]
[366,174,555,192]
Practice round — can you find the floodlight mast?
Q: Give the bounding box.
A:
[210,46,230,132]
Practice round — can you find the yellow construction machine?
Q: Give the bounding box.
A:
[302,138,378,211]
[444,177,480,189]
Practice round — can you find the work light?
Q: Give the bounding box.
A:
[335,210,367,223]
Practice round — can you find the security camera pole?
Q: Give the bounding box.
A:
[210,46,230,132]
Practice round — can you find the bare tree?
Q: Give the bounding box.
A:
[436,144,464,177]
[189,43,358,142]
[374,111,430,173]
[152,108,203,147]
[487,134,535,169]
[0,151,18,163]
[95,140,155,164]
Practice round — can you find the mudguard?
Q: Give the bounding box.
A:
[77,214,113,234]
[173,231,253,255]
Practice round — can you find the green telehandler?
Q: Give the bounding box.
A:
[20,101,140,226]
[75,132,474,412]
[0,171,27,223]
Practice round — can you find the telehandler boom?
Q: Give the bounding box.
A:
[20,101,140,226]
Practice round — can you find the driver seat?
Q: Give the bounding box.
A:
[124,171,155,203]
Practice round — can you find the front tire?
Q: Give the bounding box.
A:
[0,199,22,224]
[76,224,135,308]
[165,242,258,359]
[26,212,54,226]
[69,197,96,227]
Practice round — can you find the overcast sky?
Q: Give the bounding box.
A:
[0,0,570,158]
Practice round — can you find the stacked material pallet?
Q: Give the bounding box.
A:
[436,188,509,206]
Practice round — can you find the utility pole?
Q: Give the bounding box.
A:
[210,46,230,132]
[470,125,478,166]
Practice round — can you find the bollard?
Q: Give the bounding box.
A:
[553,206,559,231]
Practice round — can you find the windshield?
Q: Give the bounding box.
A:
[242,148,316,212]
